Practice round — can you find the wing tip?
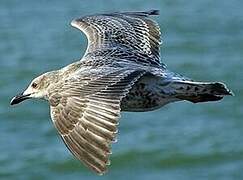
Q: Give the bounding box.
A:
[119,9,160,17]
[147,9,160,16]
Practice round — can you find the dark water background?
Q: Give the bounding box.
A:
[0,0,242,179]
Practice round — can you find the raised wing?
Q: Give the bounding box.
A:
[71,10,163,67]
[49,68,145,174]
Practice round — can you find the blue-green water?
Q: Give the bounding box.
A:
[1,0,242,179]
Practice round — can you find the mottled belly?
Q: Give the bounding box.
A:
[121,74,176,112]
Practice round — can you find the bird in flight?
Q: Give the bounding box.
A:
[10,10,233,175]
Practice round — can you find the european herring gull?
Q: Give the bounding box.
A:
[10,10,233,174]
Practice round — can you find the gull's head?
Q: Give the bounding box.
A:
[10,71,58,105]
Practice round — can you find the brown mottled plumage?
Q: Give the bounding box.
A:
[10,10,233,175]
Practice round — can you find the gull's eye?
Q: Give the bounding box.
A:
[31,82,38,88]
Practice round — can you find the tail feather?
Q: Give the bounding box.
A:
[170,81,233,103]
[177,94,224,103]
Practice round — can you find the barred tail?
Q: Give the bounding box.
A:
[170,81,233,103]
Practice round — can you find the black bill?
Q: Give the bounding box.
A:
[10,93,31,105]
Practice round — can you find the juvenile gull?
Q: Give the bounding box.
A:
[10,10,233,174]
